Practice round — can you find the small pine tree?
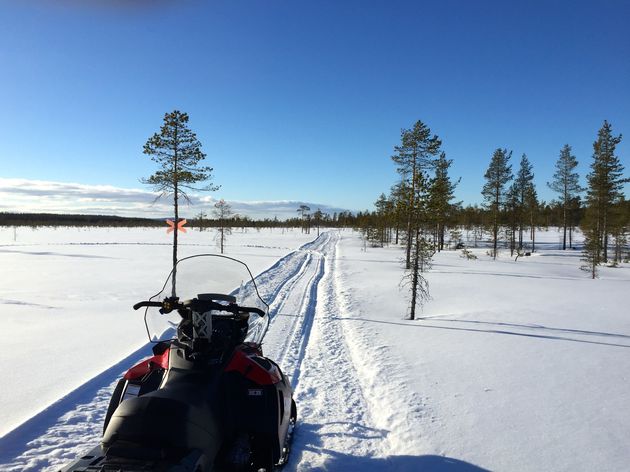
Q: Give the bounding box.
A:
[404,228,433,320]
[581,221,601,279]
[213,199,233,254]
[297,205,311,234]
[194,210,207,232]
[313,208,324,237]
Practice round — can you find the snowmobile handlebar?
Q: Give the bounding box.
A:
[133,301,163,310]
[133,298,266,317]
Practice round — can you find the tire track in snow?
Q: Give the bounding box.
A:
[285,232,390,471]
[261,232,331,381]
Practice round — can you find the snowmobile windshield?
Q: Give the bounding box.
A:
[144,254,269,345]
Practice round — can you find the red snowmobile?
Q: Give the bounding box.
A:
[61,254,296,472]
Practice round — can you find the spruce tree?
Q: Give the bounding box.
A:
[142,110,219,296]
[548,144,582,250]
[482,148,513,259]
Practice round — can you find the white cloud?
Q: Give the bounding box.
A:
[0,178,349,220]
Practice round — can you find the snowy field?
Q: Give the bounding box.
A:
[0,226,628,471]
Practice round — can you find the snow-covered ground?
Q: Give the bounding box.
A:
[0,226,628,471]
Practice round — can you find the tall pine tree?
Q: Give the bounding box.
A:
[513,154,535,250]
[142,110,219,296]
[548,144,582,250]
[428,152,460,251]
[482,148,513,259]
[584,120,626,263]
[391,120,442,268]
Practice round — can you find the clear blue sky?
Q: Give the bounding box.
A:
[1,0,628,215]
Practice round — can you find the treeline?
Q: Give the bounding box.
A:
[190,210,360,232]
[360,119,629,286]
[0,210,365,229]
[0,212,163,227]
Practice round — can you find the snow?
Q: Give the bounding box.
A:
[328,231,630,471]
[0,226,628,471]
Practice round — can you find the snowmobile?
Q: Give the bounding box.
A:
[61,254,296,472]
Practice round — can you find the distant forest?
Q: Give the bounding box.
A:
[0,211,358,229]
[0,212,163,227]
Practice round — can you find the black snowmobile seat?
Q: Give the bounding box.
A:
[102,373,222,462]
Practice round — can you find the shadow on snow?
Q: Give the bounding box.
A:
[291,422,489,471]
[336,317,630,349]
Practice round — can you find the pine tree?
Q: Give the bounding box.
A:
[505,182,519,256]
[402,170,433,320]
[313,208,324,237]
[513,154,534,250]
[391,120,442,269]
[609,197,629,265]
[142,110,219,296]
[482,148,513,259]
[374,193,391,246]
[548,144,582,250]
[405,229,432,320]
[213,199,233,254]
[525,185,539,252]
[581,222,601,279]
[585,120,626,263]
[194,210,207,231]
[389,179,409,245]
[428,152,460,251]
[297,205,311,234]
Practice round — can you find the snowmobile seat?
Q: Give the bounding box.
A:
[102,373,222,462]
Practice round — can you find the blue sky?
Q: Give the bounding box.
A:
[0,0,628,217]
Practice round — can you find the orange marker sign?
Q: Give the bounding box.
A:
[166,218,187,234]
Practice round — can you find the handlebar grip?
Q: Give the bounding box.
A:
[133,301,164,310]
[239,306,266,317]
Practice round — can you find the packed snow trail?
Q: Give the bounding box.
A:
[283,232,389,470]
